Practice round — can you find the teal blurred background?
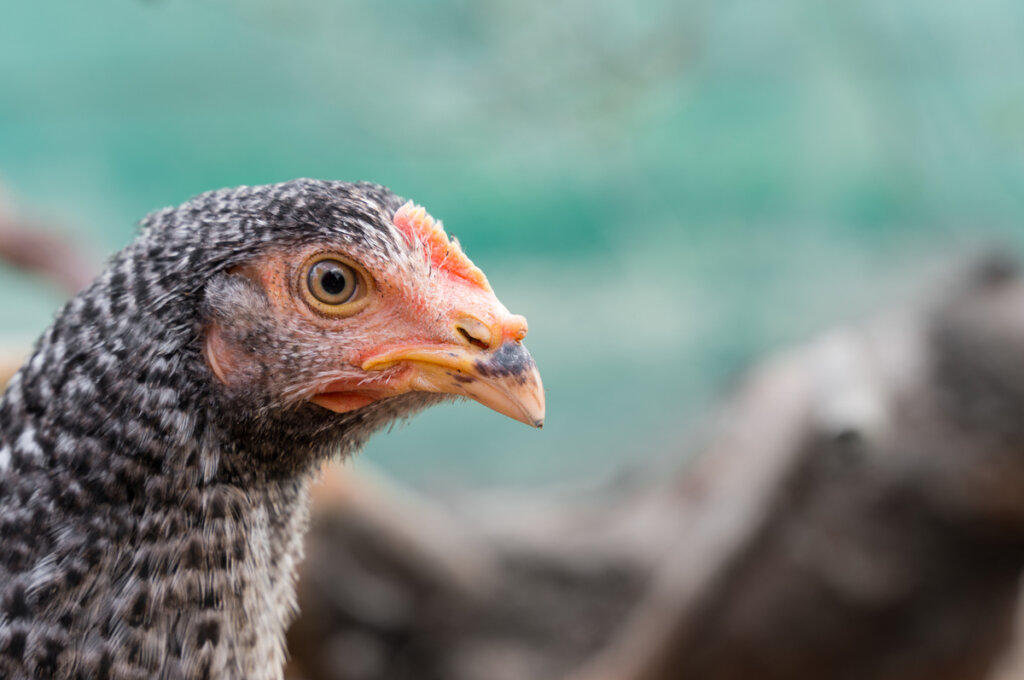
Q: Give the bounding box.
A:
[2,1,1023,487]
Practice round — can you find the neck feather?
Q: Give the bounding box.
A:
[0,279,319,679]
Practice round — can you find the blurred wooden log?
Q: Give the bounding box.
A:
[306,463,497,596]
[287,462,646,680]
[990,596,1024,680]
[571,256,1024,680]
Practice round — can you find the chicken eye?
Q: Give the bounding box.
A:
[300,254,373,317]
[309,260,358,304]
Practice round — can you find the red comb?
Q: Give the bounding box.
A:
[393,201,491,291]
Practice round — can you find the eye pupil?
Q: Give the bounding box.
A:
[320,268,349,296]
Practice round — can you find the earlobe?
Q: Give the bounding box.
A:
[204,323,234,385]
[202,273,267,386]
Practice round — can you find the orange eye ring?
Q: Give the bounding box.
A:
[299,253,374,317]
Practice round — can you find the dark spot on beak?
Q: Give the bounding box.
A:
[474,342,535,379]
[453,375,475,384]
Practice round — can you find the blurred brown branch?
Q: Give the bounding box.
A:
[0,201,96,294]
[0,188,98,385]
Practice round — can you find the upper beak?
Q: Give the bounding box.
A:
[361,341,545,428]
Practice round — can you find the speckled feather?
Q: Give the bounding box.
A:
[0,180,450,679]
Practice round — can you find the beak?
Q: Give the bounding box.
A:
[361,341,545,428]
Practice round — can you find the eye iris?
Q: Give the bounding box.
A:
[309,260,357,304]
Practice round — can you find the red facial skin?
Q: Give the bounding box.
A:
[205,204,544,427]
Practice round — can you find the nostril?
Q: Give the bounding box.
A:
[454,318,492,350]
[457,326,489,349]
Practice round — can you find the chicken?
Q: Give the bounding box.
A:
[0,179,544,680]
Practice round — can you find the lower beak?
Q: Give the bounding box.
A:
[361,341,545,428]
